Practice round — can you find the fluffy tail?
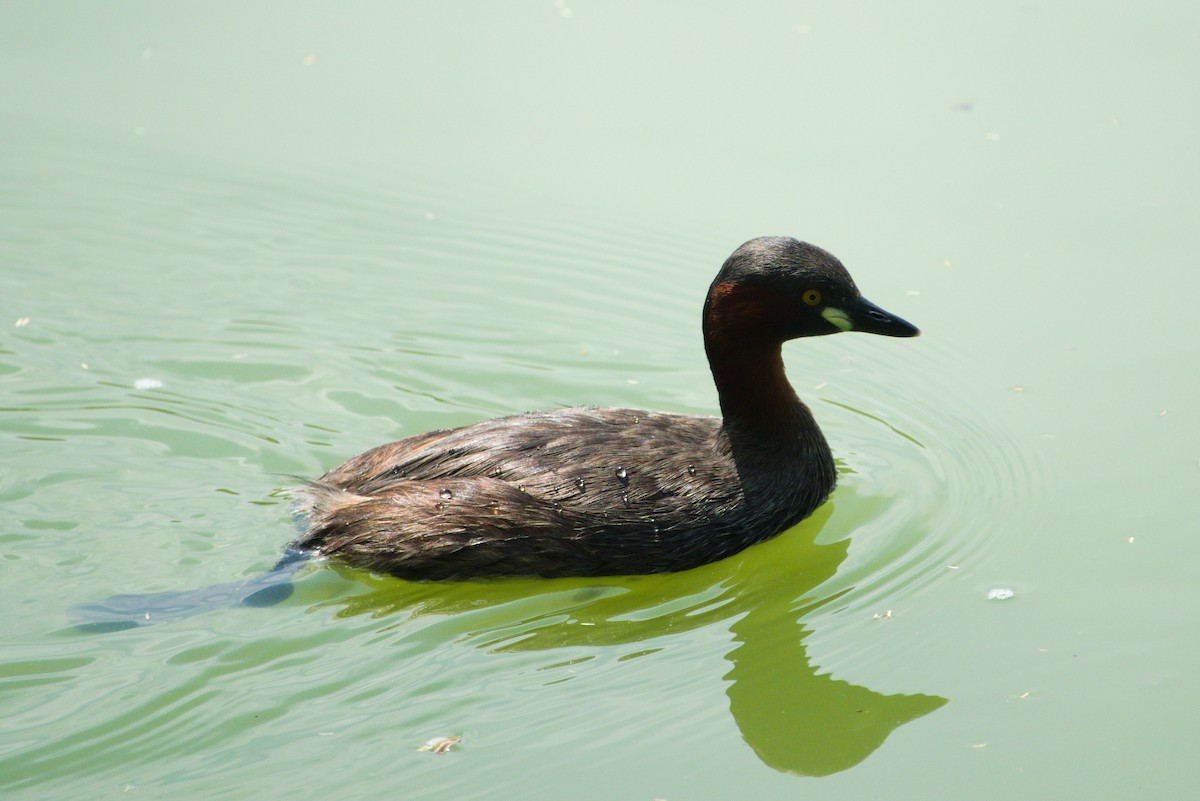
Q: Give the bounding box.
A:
[68,548,312,633]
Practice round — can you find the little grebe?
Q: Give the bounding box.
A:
[292,236,918,579]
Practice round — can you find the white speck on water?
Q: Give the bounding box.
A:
[987,587,1015,601]
[134,377,164,390]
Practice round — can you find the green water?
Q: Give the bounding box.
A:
[3,3,1198,799]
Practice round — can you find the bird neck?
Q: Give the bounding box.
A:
[702,281,811,434]
[705,338,811,433]
[703,285,836,514]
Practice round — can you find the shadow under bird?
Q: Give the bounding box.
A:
[72,236,918,630]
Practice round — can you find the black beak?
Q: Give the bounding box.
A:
[845,296,920,337]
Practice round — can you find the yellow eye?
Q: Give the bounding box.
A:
[802,289,822,306]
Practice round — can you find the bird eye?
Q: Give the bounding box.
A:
[802,289,822,306]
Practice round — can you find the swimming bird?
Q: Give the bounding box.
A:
[70,236,918,630]
[291,236,918,580]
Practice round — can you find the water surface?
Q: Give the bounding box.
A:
[3,3,1199,799]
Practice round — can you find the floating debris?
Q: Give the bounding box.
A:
[986,587,1015,601]
[873,609,893,620]
[15,317,30,328]
[134,377,164,390]
[418,735,461,755]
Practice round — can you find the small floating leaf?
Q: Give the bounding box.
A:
[418,735,461,755]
